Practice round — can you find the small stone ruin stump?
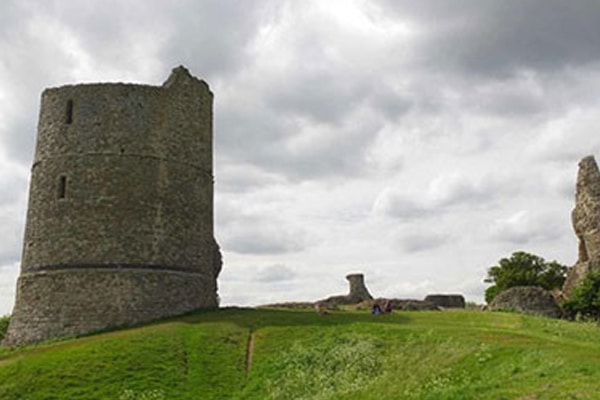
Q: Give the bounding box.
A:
[317,273,374,309]
[346,273,374,303]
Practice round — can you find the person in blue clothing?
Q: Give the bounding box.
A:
[371,301,382,315]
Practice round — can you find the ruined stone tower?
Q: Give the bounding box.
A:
[345,274,373,302]
[3,66,221,346]
[563,155,600,297]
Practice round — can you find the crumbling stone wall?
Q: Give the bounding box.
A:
[563,155,600,297]
[4,66,220,346]
[489,286,562,318]
[424,294,465,308]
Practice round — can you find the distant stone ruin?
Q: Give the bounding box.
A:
[563,155,600,297]
[318,273,374,308]
[346,274,374,302]
[488,286,562,318]
[261,273,467,313]
[357,298,439,311]
[424,294,465,309]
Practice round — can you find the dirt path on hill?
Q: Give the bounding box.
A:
[245,330,255,375]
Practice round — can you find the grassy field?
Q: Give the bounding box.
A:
[1,308,600,399]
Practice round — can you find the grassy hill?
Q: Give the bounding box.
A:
[1,308,600,399]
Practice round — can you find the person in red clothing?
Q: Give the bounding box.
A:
[384,299,393,314]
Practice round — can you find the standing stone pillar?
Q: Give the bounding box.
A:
[563,155,600,297]
[346,273,373,302]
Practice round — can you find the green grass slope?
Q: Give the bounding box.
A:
[1,308,600,399]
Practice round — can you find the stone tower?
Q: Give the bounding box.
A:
[563,155,600,297]
[3,66,221,346]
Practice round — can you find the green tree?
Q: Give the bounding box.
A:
[562,272,600,321]
[484,251,568,303]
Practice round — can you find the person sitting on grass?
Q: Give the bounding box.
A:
[371,302,382,315]
[315,302,330,316]
[384,299,393,314]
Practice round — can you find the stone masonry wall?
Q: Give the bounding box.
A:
[23,67,213,272]
[3,268,217,346]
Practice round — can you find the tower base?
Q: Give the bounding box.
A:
[3,267,218,346]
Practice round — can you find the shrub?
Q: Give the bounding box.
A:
[563,272,600,321]
[484,286,501,305]
[0,315,10,342]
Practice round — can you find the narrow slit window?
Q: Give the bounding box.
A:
[58,175,67,199]
[65,100,74,124]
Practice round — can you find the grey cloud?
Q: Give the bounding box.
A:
[217,163,287,193]
[374,190,431,220]
[0,237,22,267]
[217,96,382,180]
[215,100,286,157]
[0,3,54,163]
[0,168,28,205]
[455,278,487,302]
[0,2,28,47]
[219,206,309,255]
[159,0,275,79]
[380,0,600,77]
[0,161,28,266]
[368,86,413,122]
[395,231,448,253]
[270,119,380,180]
[27,0,173,75]
[263,68,371,124]
[0,264,18,315]
[466,75,546,117]
[533,111,600,163]
[0,1,158,163]
[209,2,405,181]
[1,0,597,312]
[551,172,576,200]
[374,172,510,219]
[489,210,564,245]
[256,264,296,283]
[224,227,306,255]
[427,173,494,208]
[3,115,37,164]
[0,209,25,267]
[252,2,394,125]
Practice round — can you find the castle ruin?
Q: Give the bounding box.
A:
[316,273,374,308]
[3,66,221,346]
[563,155,600,297]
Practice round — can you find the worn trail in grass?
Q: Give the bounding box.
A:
[1,308,600,399]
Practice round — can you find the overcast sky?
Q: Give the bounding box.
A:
[2,0,600,313]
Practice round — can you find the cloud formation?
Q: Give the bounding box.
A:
[2,0,600,313]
